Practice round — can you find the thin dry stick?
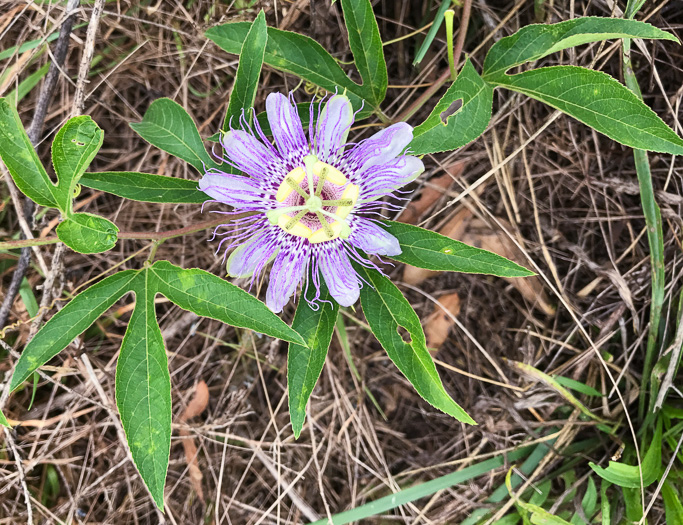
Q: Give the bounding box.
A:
[28,0,106,341]
[0,0,81,329]
[3,428,34,525]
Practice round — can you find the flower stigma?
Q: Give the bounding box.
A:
[268,153,358,243]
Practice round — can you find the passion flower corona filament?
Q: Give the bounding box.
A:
[199,92,424,312]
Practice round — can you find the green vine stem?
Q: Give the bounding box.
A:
[0,215,236,252]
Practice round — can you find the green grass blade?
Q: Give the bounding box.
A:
[309,445,534,524]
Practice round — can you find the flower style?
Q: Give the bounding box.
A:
[199,92,424,312]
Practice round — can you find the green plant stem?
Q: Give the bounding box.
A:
[444,9,456,81]
[398,0,472,122]
[0,215,235,251]
[622,38,666,425]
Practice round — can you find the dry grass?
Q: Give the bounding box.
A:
[1,0,682,523]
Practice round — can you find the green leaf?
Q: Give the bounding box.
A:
[589,420,662,488]
[0,97,57,207]
[552,376,603,397]
[205,23,367,109]
[483,17,678,79]
[130,98,220,173]
[56,212,119,254]
[413,0,452,66]
[662,481,683,525]
[356,265,475,424]
[148,260,305,345]
[0,409,9,427]
[5,62,50,107]
[492,66,683,155]
[116,270,171,510]
[506,469,573,525]
[80,171,206,204]
[51,115,104,212]
[288,280,338,438]
[341,0,387,106]
[9,270,138,391]
[222,9,268,131]
[383,221,534,277]
[410,59,494,155]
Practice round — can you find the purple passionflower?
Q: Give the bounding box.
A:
[199,92,424,313]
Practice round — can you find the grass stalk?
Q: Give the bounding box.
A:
[621,38,666,425]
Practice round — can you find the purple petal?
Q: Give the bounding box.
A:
[348,219,401,256]
[199,172,265,207]
[221,129,281,182]
[314,94,354,163]
[266,242,310,313]
[266,93,308,162]
[346,122,413,173]
[318,244,360,307]
[227,229,278,278]
[358,155,424,201]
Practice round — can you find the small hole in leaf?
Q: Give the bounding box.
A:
[71,139,85,146]
[440,99,463,124]
[397,325,412,344]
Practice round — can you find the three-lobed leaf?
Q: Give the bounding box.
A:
[483,17,678,79]
[410,59,493,155]
[80,171,206,203]
[356,265,475,424]
[0,97,58,207]
[130,98,221,173]
[340,0,387,107]
[51,115,104,212]
[493,66,683,155]
[8,261,307,508]
[222,10,268,131]
[288,280,338,438]
[384,221,534,277]
[56,212,119,254]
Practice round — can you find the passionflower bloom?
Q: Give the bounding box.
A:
[199,92,424,312]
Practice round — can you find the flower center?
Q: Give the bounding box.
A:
[267,154,359,243]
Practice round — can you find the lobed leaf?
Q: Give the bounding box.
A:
[149,260,305,345]
[483,17,678,79]
[410,59,493,155]
[288,280,338,438]
[9,270,139,391]
[0,98,57,207]
[493,66,683,155]
[206,23,366,109]
[341,0,387,106]
[384,221,534,277]
[222,10,268,131]
[51,115,103,212]
[56,212,119,254]
[116,270,171,510]
[130,98,221,173]
[80,171,205,204]
[356,265,475,424]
